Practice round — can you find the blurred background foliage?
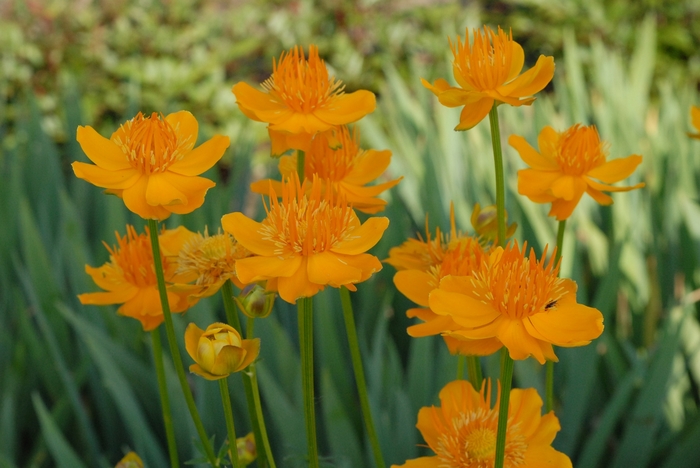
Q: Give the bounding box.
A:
[2,0,700,467]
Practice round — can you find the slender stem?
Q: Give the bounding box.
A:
[466,356,483,390]
[219,379,240,468]
[297,150,306,180]
[339,287,385,468]
[298,297,319,468]
[146,219,217,466]
[494,350,514,468]
[488,104,507,248]
[545,220,567,413]
[221,281,275,468]
[456,355,465,380]
[150,330,179,468]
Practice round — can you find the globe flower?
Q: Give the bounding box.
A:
[689,105,700,140]
[511,124,644,220]
[251,126,402,213]
[72,111,230,220]
[422,26,555,130]
[78,225,198,331]
[222,174,388,304]
[232,45,376,150]
[185,322,260,380]
[392,379,572,468]
[471,203,517,243]
[429,242,604,364]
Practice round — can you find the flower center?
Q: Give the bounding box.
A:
[108,226,162,288]
[555,124,607,175]
[452,26,513,92]
[464,427,497,461]
[113,112,187,174]
[262,45,344,114]
[306,127,359,181]
[177,230,250,285]
[470,243,566,320]
[260,176,356,257]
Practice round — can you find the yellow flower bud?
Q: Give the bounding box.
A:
[115,452,143,468]
[185,323,260,380]
[236,432,257,466]
[470,203,517,243]
[235,284,276,319]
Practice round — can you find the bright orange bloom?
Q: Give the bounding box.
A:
[429,242,603,364]
[232,45,376,150]
[251,126,401,214]
[185,322,260,380]
[72,111,229,220]
[689,106,700,139]
[511,124,644,220]
[422,26,555,130]
[388,208,502,355]
[222,175,388,304]
[78,225,198,331]
[392,379,572,468]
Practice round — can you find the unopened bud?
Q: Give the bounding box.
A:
[235,283,275,318]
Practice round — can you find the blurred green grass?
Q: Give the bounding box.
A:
[2,2,700,468]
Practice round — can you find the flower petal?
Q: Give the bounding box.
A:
[517,168,560,202]
[528,412,562,446]
[394,270,436,307]
[159,172,216,215]
[550,175,585,201]
[168,135,230,176]
[506,41,525,82]
[76,126,132,170]
[314,90,376,126]
[236,338,261,371]
[122,175,172,220]
[307,251,363,286]
[587,155,643,183]
[277,258,324,303]
[185,323,204,362]
[344,149,392,185]
[211,345,246,376]
[437,88,481,108]
[391,456,442,468]
[521,445,572,468]
[525,305,604,347]
[538,126,560,159]
[72,162,141,189]
[78,288,137,305]
[235,255,303,284]
[429,289,501,330]
[509,135,559,170]
[222,212,277,256]
[586,186,613,205]
[548,192,585,221]
[145,173,188,207]
[443,335,503,356]
[421,77,451,96]
[584,177,645,193]
[189,363,225,381]
[454,98,493,131]
[165,111,199,152]
[268,112,331,134]
[332,217,389,255]
[508,388,543,438]
[499,55,555,98]
[415,406,442,452]
[232,82,288,122]
[498,319,546,363]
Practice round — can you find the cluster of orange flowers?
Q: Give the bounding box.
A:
[70,27,660,467]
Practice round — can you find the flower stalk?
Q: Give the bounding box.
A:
[546,219,567,412]
[466,356,483,389]
[150,330,179,468]
[488,104,507,248]
[340,286,385,468]
[146,219,217,466]
[298,296,319,468]
[219,379,240,468]
[495,350,515,468]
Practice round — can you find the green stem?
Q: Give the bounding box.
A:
[456,355,465,380]
[494,350,514,468]
[221,281,276,468]
[339,287,385,468]
[146,219,217,466]
[297,150,306,180]
[219,379,240,468]
[298,297,319,468]
[488,104,507,248]
[466,356,483,390]
[151,330,179,468]
[545,220,567,413]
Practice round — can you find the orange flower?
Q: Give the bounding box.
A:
[72,111,229,220]
[222,174,388,304]
[185,322,260,380]
[422,26,555,130]
[689,105,700,139]
[232,45,376,150]
[251,126,401,213]
[78,225,198,331]
[511,124,645,220]
[429,242,603,364]
[392,379,572,468]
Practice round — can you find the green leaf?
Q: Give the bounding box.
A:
[31,394,87,468]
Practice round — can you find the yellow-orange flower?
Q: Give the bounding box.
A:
[222,175,388,304]
[72,111,229,220]
[429,242,603,364]
[392,379,572,468]
[689,106,700,139]
[422,26,555,130]
[251,126,401,214]
[511,124,644,220]
[232,45,376,148]
[78,225,197,331]
[185,322,260,380]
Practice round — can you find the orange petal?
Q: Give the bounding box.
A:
[344,149,392,185]
[307,251,363,286]
[454,98,493,131]
[72,162,141,189]
[76,126,132,170]
[222,212,277,256]
[277,258,324,303]
[168,135,229,176]
[390,457,441,468]
[587,155,642,183]
[331,253,382,284]
[498,319,546,363]
[586,186,613,205]
[84,265,122,292]
[420,77,451,95]
[443,335,503,356]
[117,288,161,319]
[314,90,376,126]
[550,175,586,201]
[428,289,501,329]
[121,175,172,220]
[508,135,558,170]
[268,112,331,134]
[145,173,188,207]
[394,270,435,307]
[232,82,288,121]
[189,363,226,381]
[332,217,389,255]
[691,105,700,133]
[249,179,284,197]
[517,168,560,202]
[521,445,572,468]
[548,193,584,221]
[415,406,441,451]
[528,412,562,446]
[584,177,645,193]
[508,388,542,438]
[407,315,454,337]
[437,88,479,108]
[235,255,303,284]
[236,338,261,371]
[185,323,204,362]
[160,172,216,215]
[525,303,604,346]
[211,345,246,376]
[165,111,199,152]
[499,55,555,98]
[537,126,560,159]
[506,41,525,82]
[78,288,137,305]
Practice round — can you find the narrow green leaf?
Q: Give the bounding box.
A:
[31,394,87,468]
